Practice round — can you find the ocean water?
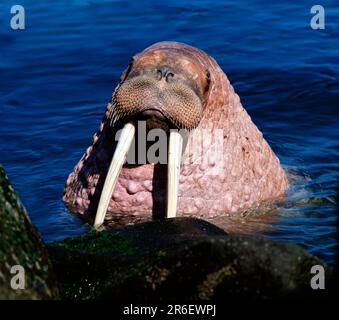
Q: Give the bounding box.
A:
[0,0,338,265]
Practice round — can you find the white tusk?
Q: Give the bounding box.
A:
[166,130,183,218]
[94,122,135,229]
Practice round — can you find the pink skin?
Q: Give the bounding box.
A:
[63,42,288,225]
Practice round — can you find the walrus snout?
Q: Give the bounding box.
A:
[112,76,204,130]
[110,51,208,130]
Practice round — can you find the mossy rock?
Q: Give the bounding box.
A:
[0,165,59,299]
[50,217,226,256]
[47,218,334,300]
[51,231,135,255]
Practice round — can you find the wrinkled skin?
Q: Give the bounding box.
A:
[63,42,288,225]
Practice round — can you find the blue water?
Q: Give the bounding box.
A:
[0,0,338,265]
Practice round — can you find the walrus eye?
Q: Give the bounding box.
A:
[205,70,211,93]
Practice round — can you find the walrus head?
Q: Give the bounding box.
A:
[112,46,210,131]
[63,42,288,228]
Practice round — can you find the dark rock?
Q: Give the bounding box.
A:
[0,165,59,299]
[48,217,333,300]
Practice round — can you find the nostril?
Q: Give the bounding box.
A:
[166,72,174,82]
[157,69,163,80]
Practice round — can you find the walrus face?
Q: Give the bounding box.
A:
[111,50,210,131]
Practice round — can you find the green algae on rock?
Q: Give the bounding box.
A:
[50,230,134,256]
[0,165,58,299]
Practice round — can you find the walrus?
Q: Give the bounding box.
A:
[63,42,288,228]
